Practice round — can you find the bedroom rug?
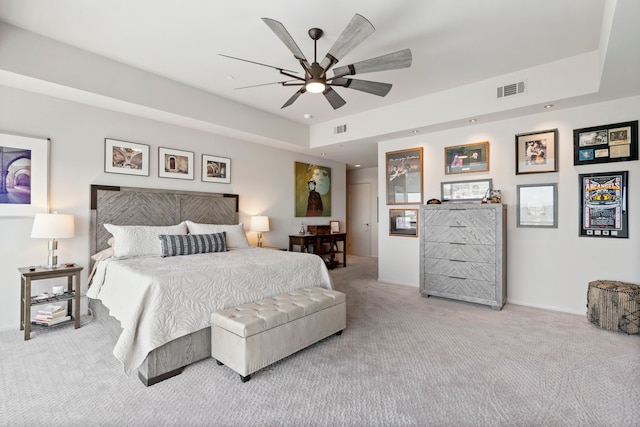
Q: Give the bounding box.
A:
[1,256,638,427]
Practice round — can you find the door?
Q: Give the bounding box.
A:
[349,183,371,257]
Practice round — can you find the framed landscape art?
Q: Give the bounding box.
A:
[515,129,558,174]
[579,171,628,238]
[573,120,638,165]
[444,141,489,175]
[517,183,558,228]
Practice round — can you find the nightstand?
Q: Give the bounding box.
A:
[19,264,83,340]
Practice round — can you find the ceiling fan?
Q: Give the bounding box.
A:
[220,14,412,110]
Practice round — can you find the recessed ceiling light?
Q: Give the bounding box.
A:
[354,164,361,168]
[469,118,478,123]
[303,113,313,119]
[321,153,326,156]
[226,75,235,80]
[544,104,554,109]
[411,130,420,134]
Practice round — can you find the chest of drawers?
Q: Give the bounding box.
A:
[420,203,507,310]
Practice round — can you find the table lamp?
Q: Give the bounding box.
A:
[31,212,75,268]
[250,215,270,247]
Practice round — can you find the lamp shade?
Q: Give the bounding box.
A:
[249,215,270,233]
[31,213,75,239]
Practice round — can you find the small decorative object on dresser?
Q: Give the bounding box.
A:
[419,203,507,310]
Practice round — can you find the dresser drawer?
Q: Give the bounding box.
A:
[423,242,495,262]
[423,225,495,245]
[422,274,495,300]
[423,208,495,227]
[423,258,495,282]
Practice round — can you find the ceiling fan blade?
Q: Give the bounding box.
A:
[319,14,375,70]
[332,49,412,78]
[330,78,392,97]
[219,54,299,74]
[234,80,299,90]
[262,18,309,66]
[323,87,347,110]
[282,88,306,108]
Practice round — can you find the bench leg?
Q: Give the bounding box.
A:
[335,330,343,336]
[240,374,251,383]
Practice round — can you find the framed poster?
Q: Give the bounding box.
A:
[105,138,149,176]
[573,120,638,165]
[386,147,423,205]
[389,209,418,237]
[441,178,492,202]
[158,147,194,180]
[517,183,558,228]
[579,171,628,238]
[202,154,231,183]
[294,161,331,217]
[444,141,489,175]
[0,132,49,216]
[515,129,558,174]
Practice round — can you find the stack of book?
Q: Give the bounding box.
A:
[33,304,70,326]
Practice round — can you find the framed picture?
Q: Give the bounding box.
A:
[441,178,492,202]
[104,138,149,176]
[330,220,340,233]
[573,120,638,165]
[294,162,331,217]
[579,171,628,238]
[158,147,194,180]
[517,184,558,228]
[0,132,49,216]
[389,209,418,237]
[444,141,489,174]
[386,147,423,205]
[202,154,231,183]
[515,129,558,174]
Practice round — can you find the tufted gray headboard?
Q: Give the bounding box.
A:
[90,185,239,261]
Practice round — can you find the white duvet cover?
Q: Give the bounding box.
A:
[87,247,333,374]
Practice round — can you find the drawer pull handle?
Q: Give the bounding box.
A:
[449,259,466,262]
[448,276,467,280]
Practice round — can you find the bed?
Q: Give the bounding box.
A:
[88,185,333,386]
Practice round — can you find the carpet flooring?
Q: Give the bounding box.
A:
[1,256,638,426]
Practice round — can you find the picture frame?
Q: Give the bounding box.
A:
[517,183,558,228]
[202,154,231,183]
[573,120,638,165]
[158,147,194,180]
[104,138,149,176]
[389,209,418,237]
[444,141,489,175]
[515,129,558,174]
[441,178,492,202]
[579,171,628,238]
[0,132,49,217]
[329,220,340,233]
[386,147,423,205]
[295,162,332,217]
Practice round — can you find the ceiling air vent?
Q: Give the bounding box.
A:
[334,124,348,134]
[497,81,526,98]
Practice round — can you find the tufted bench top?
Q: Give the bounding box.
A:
[211,287,345,338]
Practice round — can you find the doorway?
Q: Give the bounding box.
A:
[348,183,372,257]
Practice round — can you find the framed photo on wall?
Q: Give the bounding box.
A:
[389,209,418,237]
[386,147,423,205]
[515,129,558,174]
[104,138,149,176]
[573,120,638,165]
[517,183,558,228]
[579,171,628,238]
[202,154,231,183]
[441,178,492,202]
[158,147,194,180]
[0,132,49,217]
[444,141,489,175]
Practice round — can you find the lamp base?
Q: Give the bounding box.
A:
[257,232,263,248]
[45,239,58,268]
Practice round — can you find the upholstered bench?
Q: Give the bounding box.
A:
[211,287,346,382]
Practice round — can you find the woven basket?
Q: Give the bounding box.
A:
[587,280,640,334]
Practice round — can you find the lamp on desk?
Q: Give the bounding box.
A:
[250,215,270,248]
[31,212,75,268]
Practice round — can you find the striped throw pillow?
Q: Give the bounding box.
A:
[158,232,227,257]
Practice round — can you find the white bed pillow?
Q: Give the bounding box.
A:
[185,221,249,248]
[104,222,187,258]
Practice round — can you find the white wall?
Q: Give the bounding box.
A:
[0,85,346,331]
[379,95,640,314]
[347,167,379,258]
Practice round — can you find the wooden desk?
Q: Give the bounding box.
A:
[289,233,347,268]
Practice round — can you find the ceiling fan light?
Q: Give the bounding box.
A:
[306,80,326,94]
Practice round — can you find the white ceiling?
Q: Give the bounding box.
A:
[1,0,637,169]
